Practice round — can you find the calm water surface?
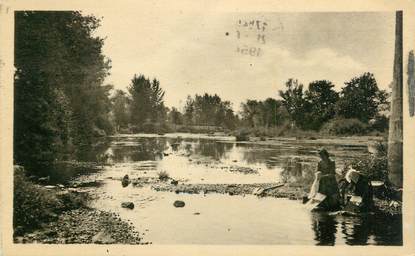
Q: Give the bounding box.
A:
[72,133,402,245]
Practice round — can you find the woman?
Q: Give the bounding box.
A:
[339,168,373,212]
[308,148,341,211]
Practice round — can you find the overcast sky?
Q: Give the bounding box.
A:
[92,11,395,110]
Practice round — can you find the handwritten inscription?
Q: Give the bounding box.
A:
[235,19,268,57]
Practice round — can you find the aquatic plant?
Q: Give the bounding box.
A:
[157,170,170,181]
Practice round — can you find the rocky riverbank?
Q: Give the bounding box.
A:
[14,208,144,244]
[151,182,305,200]
[13,166,145,244]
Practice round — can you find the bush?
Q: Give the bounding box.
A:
[14,166,63,232]
[234,128,250,141]
[369,115,389,133]
[13,166,88,233]
[341,142,388,181]
[321,118,368,135]
[157,170,170,181]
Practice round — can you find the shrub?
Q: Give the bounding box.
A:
[157,170,170,181]
[321,118,368,135]
[13,166,63,232]
[13,166,88,233]
[341,142,388,181]
[234,128,250,141]
[369,115,389,133]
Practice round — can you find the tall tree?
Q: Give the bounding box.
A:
[128,74,167,128]
[304,80,339,130]
[335,73,388,123]
[112,89,130,131]
[14,11,112,172]
[183,93,237,129]
[388,11,403,187]
[278,79,307,128]
[168,107,183,126]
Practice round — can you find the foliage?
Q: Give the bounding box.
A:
[369,114,389,133]
[335,72,389,123]
[157,170,170,181]
[168,107,183,126]
[183,93,238,129]
[342,142,388,182]
[111,90,130,131]
[128,74,167,129]
[278,79,308,128]
[321,118,368,135]
[14,166,62,231]
[303,80,339,130]
[240,98,289,128]
[14,11,113,173]
[14,166,88,233]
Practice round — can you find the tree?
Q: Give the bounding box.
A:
[335,73,388,123]
[183,93,237,129]
[304,80,339,130]
[240,100,261,128]
[112,89,130,130]
[168,107,183,126]
[278,79,308,128]
[128,74,167,129]
[240,98,288,128]
[14,11,113,172]
[183,95,195,125]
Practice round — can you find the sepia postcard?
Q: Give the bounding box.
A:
[1,0,415,255]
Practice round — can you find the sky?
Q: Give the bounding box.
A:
[91,11,395,110]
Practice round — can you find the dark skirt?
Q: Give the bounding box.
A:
[317,175,341,211]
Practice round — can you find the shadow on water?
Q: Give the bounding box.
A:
[42,139,111,184]
[111,138,168,162]
[311,212,402,246]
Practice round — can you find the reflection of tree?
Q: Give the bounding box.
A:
[241,145,308,167]
[192,140,233,160]
[76,138,112,162]
[311,212,337,245]
[111,138,167,162]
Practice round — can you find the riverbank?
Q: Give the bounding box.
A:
[141,177,402,215]
[13,166,144,244]
[14,208,144,244]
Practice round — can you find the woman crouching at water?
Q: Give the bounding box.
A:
[307,148,341,211]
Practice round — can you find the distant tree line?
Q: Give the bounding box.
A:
[278,73,389,132]
[111,76,239,132]
[112,72,389,136]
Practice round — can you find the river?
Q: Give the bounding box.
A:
[69,133,402,245]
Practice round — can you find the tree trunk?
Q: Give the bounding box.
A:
[388,11,403,188]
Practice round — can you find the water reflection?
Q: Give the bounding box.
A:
[70,134,401,245]
[311,213,402,246]
[111,138,168,162]
[312,212,337,245]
